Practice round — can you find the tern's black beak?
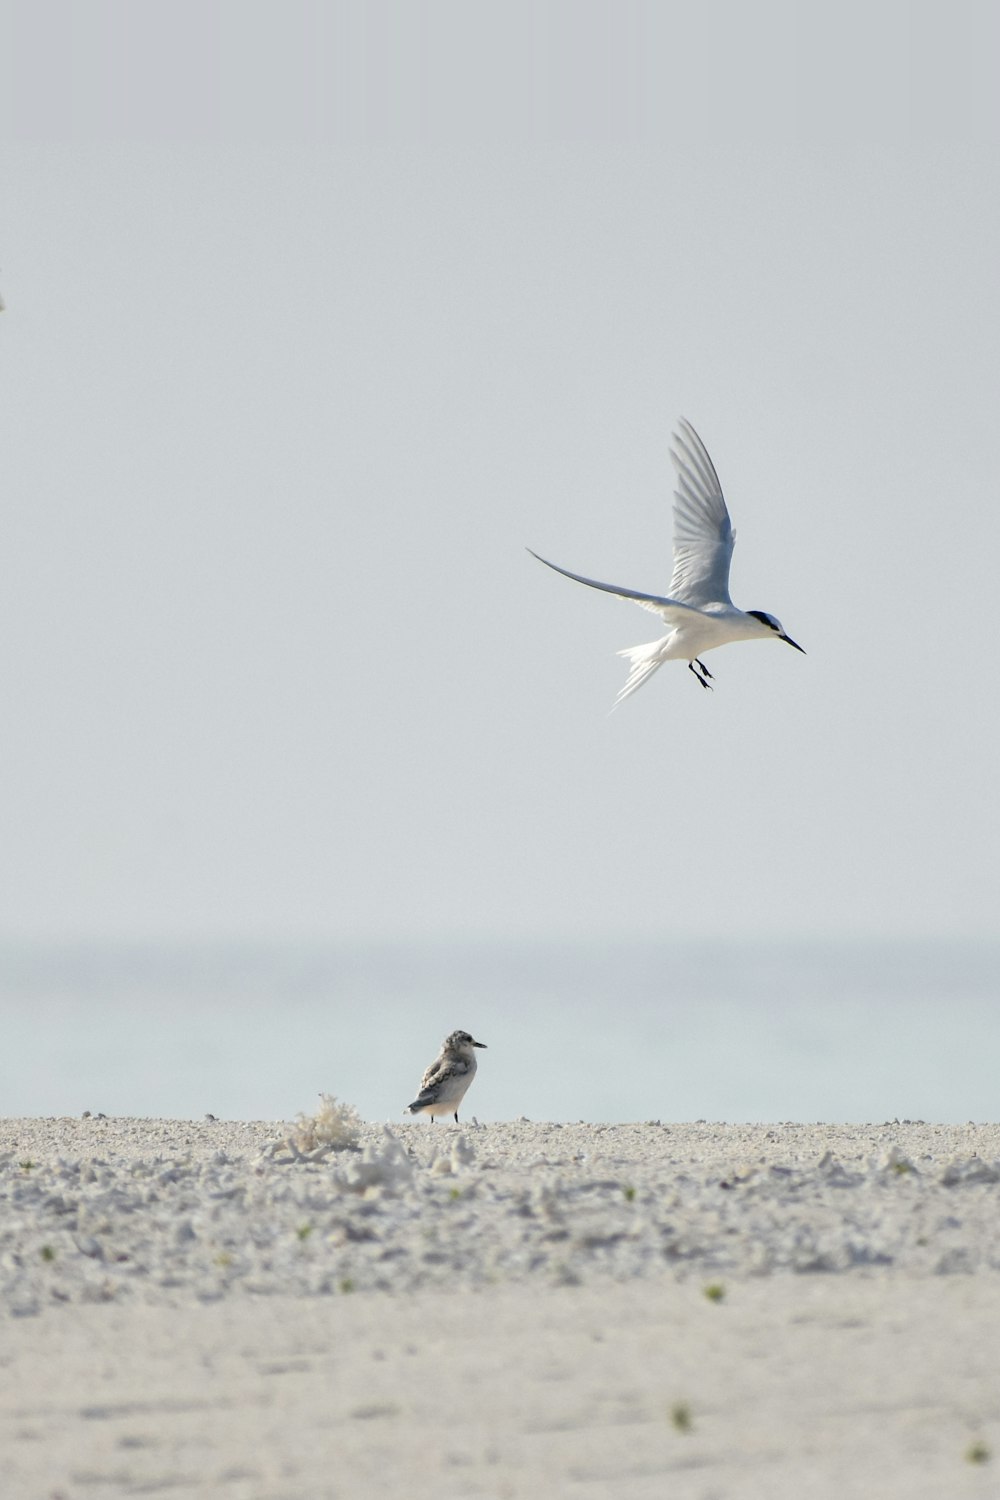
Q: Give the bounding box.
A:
[779,634,806,654]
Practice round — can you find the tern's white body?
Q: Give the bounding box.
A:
[530,418,804,703]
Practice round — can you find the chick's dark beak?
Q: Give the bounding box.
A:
[472,1040,487,1048]
[780,634,805,654]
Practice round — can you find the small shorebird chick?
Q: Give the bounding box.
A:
[404,1029,486,1124]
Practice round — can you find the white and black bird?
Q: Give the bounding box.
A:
[404,1030,486,1123]
[529,418,804,704]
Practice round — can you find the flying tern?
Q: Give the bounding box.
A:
[529,418,804,704]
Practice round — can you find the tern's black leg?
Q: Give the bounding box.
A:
[454,1112,459,1123]
[688,660,713,690]
[695,659,714,680]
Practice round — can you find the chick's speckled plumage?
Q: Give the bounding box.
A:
[405,1029,487,1122]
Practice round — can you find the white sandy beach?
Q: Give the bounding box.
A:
[3,1117,1000,1498]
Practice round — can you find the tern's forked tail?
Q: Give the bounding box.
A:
[613,640,668,706]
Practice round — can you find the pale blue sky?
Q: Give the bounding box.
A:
[1,2,998,945]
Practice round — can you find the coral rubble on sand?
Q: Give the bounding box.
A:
[2,1119,1000,1315]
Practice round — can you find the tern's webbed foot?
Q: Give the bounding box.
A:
[688,660,714,690]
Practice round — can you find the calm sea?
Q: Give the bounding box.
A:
[1,939,996,1125]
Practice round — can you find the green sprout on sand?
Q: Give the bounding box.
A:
[622,1185,636,1202]
[19,1160,35,1172]
[703,1282,726,1303]
[449,1187,462,1201]
[892,1159,913,1175]
[40,1245,56,1262]
[339,1277,356,1294]
[966,1441,991,1465]
[214,1252,233,1268]
[670,1402,693,1432]
[296,1223,313,1241]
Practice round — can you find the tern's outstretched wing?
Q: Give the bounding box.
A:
[527,550,701,625]
[668,419,735,607]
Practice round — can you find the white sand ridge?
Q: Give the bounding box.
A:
[2,1118,1000,1314]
